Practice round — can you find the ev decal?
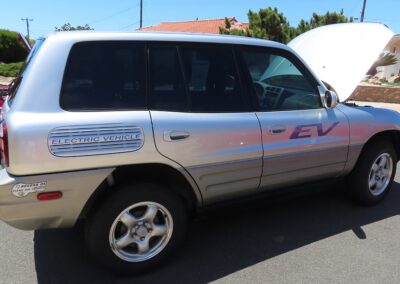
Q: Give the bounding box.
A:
[290,122,339,139]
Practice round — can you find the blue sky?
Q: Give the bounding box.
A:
[1,0,400,39]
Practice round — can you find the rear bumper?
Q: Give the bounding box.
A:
[0,167,113,230]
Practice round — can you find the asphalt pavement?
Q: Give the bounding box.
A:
[2,170,400,283]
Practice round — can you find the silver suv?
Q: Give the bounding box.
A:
[0,23,398,273]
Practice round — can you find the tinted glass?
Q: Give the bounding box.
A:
[242,49,321,111]
[149,47,186,111]
[61,42,146,110]
[181,45,244,112]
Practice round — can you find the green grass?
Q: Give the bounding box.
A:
[0,62,24,77]
[382,82,400,87]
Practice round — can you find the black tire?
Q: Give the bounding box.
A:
[85,182,188,274]
[347,140,397,205]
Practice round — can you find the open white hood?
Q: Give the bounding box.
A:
[288,23,394,101]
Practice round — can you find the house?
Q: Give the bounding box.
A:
[139,17,248,34]
[377,35,400,79]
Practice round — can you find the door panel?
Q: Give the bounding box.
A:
[148,44,263,204]
[257,108,349,190]
[239,46,350,191]
[151,111,263,204]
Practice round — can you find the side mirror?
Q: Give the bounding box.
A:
[318,86,338,108]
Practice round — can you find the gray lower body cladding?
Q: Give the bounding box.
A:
[0,167,113,230]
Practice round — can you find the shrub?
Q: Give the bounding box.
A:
[0,29,28,63]
[0,62,24,77]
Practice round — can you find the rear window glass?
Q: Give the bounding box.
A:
[60,42,146,111]
[181,45,244,112]
[149,47,187,111]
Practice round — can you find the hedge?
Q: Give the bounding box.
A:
[0,62,24,77]
[0,29,28,63]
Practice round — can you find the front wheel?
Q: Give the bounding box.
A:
[85,183,188,274]
[348,140,397,205]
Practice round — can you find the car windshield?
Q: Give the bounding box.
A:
[8,38,45,106]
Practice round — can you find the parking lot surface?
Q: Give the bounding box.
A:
[2,169,400,283]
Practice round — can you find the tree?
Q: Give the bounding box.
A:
[246,7,295,44]
[219,18,249,37]
[220,7,294,43]
[55,23,93,32]
[0,29,29,63]
[220,8,353,43]
[296,10,353,35]
[367,52,398,76]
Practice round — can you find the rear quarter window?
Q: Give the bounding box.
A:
[8,38,45,106]
[60,41,146,111]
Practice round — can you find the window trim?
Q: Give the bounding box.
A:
[59,41,148,112]
[237,45,323,112]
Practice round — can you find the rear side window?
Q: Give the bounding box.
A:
[8,38,45,106]
[148,47,187,111]
[181,45,244,112]
[61,42,146,111]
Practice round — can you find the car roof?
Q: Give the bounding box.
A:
[45,31,290,51]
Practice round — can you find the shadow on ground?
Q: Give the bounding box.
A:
[34,182,400,284]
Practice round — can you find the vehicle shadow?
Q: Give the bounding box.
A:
[34,182,400,284]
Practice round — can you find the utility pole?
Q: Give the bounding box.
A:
[360,0,367,22]
[21,18,33,42]
[140,0,143,29]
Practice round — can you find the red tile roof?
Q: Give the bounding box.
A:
[139,17,248,34]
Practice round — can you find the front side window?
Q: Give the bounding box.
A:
[61,42,146,111]
[181,45,244,112]
[241,49,321,111]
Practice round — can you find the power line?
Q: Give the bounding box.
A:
[89,6,135,25]
[21,18,33,42]
[364,18,400,24]
[119,21,140,30]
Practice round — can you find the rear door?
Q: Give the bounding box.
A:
[149,43,263,204]
[239,47,349,190]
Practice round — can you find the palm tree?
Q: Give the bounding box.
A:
[367,52,398,76]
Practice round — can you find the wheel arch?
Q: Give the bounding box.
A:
[362,130,400,160]
[79,163,202,220]
[348,130,400,175]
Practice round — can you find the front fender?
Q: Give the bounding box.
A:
[338,104,400,174]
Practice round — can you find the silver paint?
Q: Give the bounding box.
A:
[1,31,400,231]
[257,107,350,190]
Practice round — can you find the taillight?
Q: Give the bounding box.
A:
[0,122,9,167]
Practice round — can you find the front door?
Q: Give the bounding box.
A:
[148,43,263,204]
[239,47,349,190]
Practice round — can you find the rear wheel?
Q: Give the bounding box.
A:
[348,140,397,205]
[85,182,188,274]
